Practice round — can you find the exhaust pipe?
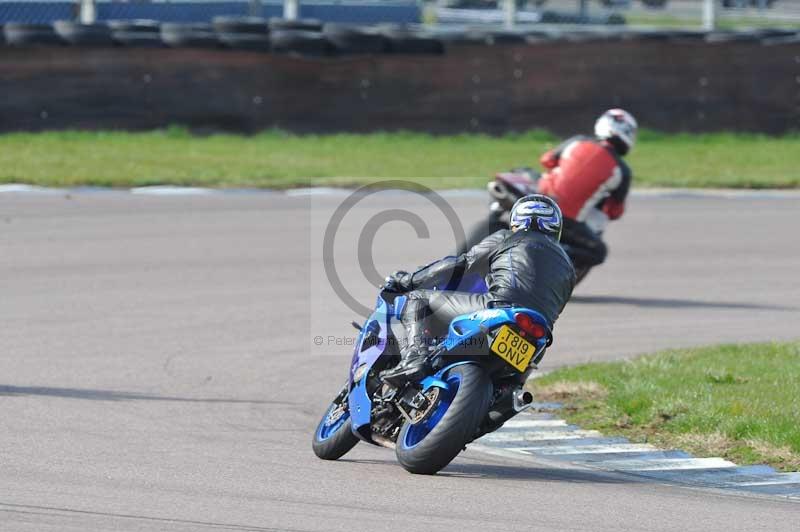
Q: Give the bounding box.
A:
[512,389,533,412]
[478,387,534,437]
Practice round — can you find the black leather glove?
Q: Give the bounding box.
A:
[382,270,413,293]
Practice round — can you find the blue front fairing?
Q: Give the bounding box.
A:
[348,295,392,436]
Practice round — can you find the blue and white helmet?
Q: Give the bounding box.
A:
[509,194,563,241]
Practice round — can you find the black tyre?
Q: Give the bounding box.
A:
[270,30,331,56]
[112,31,163,48]
[312,384,359,461]
[109,20,161,47]
[107,20,161,33]
[212,16,268,35]
[218,32,271,51]
[4,23,64,46]
[53,21,113,46]
[161,23,219,48]
[323,23,388,54]
[268,18,323,32]
[395,364,492,475]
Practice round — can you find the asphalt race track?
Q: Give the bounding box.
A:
[1,189,799,531]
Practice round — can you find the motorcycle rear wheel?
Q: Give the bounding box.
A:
[395,364,492,475]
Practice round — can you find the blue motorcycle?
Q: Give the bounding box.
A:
[312,277,552,475]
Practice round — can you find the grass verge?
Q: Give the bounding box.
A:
[1,128,799,189]
[625,13,800,30]
[529,342,800,472]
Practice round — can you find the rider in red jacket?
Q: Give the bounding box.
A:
[536,109,637,268]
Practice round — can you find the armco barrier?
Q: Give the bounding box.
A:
[1,37,799,134]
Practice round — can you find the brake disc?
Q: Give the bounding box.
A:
[326,402,347,426]
[409,387,441,425]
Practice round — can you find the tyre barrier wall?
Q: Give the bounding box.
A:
[1,25,799,134]
[0,1,421,25]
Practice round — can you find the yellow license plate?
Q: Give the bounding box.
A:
[490,325,536,372]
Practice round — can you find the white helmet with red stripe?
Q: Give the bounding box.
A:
[594,109,638,153]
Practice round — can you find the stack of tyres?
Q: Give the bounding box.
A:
[3,23,64,46]
[374,24,444,54]
[213,16,270,52]
[53,20,113,46]
[323,23,388,54]
[269,18,331,56]
[108,19,162,48]
[269,18,323,32]
[160,23,218,48]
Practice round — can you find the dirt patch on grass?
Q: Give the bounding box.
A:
[673,432,738,457]
[531,380,607,403]
[745,440,800,472]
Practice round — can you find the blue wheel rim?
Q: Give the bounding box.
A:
[401,372,462,449]
[316,401,349,442]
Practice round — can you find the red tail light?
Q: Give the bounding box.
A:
[514,313,547,339]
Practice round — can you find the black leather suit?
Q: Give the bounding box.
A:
[395,229,576,353]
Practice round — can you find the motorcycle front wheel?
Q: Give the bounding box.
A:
[311,384,359,460]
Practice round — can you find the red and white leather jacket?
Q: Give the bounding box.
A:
[537,135,632,229]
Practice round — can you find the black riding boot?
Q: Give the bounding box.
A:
[381,298,431,384]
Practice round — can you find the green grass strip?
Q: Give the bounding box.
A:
[625,12,800,30]
[1,128,798,189]
[530,342,800,471]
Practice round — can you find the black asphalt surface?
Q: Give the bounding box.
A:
[1,190,798,531]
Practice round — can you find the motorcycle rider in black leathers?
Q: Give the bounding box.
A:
[381,194,576,383]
